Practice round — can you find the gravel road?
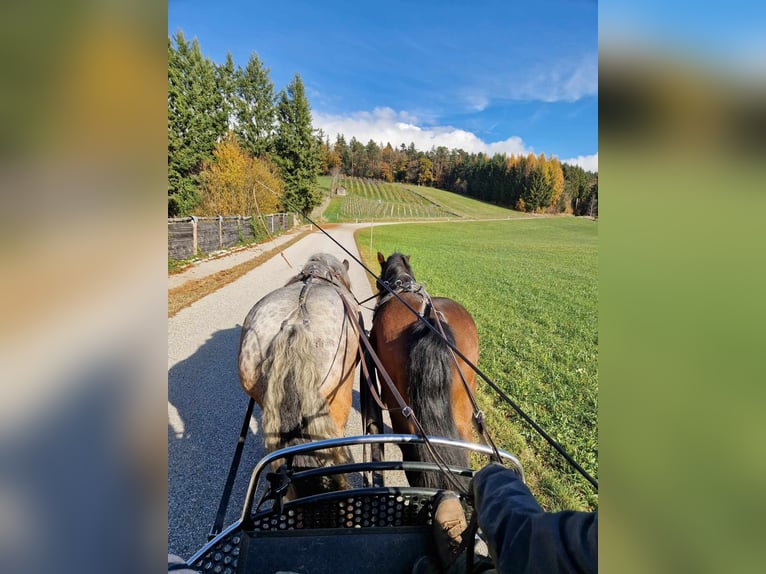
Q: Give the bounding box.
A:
[168,224,401,559]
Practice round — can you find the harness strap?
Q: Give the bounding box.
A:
[209,396,256,540]
[461,510,480,574]
[339,292,406,411]
[297,276,312,323]
[357,291,380,306]
[357,334,388,413]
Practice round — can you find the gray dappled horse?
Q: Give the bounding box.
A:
[238,253,359,497]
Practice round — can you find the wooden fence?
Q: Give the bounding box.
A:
[168,213,298,260]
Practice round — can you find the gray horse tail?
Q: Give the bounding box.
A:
[260,322,348,478]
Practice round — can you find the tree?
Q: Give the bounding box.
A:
[316,133,333,175]
[274,74,321,215]
[432,146,449,188]
[327,148,342,174]
[349,137,366,177]
[334,134,351,174]
[366,139,381,178]
[418,156,434,186]
[235,53,276,158]
[541,156,565,213]
[217,53,238,131]
[562,163,595,215]
[525,168,551,212]
[197,132,282,216]
[588,179,598,218]
[167,32,228,216]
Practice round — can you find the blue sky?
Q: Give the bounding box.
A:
[168,0,598,171]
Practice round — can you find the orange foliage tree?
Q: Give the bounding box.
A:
[197,132,283,216]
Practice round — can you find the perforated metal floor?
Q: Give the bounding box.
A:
[191,489,444,573]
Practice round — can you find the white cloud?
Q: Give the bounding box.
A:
[313,107,533,156]
[561,152,598,172]
[515,54,598,102]
[465,93,490,111]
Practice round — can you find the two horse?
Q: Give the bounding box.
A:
[237,249,479,494]
[238,253,359,496]
[371,252,479,489]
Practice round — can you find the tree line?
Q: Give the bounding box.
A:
[321,137,597,216]
[168,32,597,218]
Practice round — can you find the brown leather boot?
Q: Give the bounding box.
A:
[432,491,468,569]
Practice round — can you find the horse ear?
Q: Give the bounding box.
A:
[342,259,349,271]
[377,252,386,265]
[405,255,411,263]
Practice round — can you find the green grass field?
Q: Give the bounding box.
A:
[355,218,598,511]
[322,176,522,222]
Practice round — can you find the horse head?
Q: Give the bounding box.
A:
[376,251,415,292]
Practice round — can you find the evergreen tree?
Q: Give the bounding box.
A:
[217,53,238,131]
[167,32,227,216]
[235,53,276,158]
[366,139,381,178]
[524,167,552,212]
[349,137,366,177]
[588,179,598,218]
[274,74,321,215]
[334,134,351,174]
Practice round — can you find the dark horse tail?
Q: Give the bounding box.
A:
[261,322,348,494]
[406,317,470,489]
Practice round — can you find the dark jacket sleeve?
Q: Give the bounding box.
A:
[472,463,597,574]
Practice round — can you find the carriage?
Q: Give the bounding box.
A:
[175,249,592,573]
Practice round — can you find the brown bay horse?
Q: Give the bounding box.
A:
[238,253,359,497]
[370,252,479,489]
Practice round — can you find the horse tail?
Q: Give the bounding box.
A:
[406,317,470,489]
[260,322,348,490]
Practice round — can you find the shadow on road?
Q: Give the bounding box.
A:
[168,326,262,558]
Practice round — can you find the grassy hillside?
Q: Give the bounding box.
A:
[355,218,598,511]
[323,176,522,222]
[403,184,528,220]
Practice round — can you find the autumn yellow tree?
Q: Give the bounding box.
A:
[197,132,282,216]
[542,156,565,213]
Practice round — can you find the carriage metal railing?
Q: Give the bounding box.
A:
[241,434,525,521]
